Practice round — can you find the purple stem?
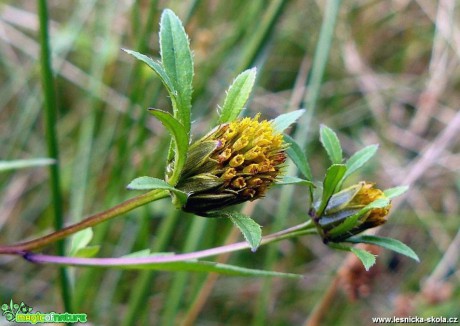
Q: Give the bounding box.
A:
[24,221,314,267]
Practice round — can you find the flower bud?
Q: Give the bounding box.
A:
[313,182,391,242]
[174,114,286,216]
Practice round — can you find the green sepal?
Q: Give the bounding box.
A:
[315,164,346,216]
[180,140,220,179]
[176,173,223,194]
[327,198,390,239]
[324,183,363,214]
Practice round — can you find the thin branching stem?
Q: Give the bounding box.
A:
[23,220,316,266]
[0,190,169,254]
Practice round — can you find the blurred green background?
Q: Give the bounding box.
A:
[0,0,459,325]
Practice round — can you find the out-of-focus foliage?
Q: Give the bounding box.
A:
[0,1,458,325]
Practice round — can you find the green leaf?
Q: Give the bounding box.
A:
[218,68,257,124]
[330,243,376,271]
[122,49,176,98]
[343,144,379,180]
[277,176,314,187]
[350,247,376,271]
[73,246,100,258]
[327,197,390,238]
[127,176,187,205]
[116,260,301,278]
[69,228,93,256]
[160,9,193,134]
[272,109,305,133]
[0,158,55,172]
[148,109,189,186]
[121,249,152,258]
[384,186,409,199]
[211,212,262,252]
[320,124,343,164]
[346,235,419,262]
[317,164,346,216]
[284,134,312,180]
[230,213,262,252]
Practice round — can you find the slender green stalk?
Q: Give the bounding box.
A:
[37,0,72,313]
[236,0,288,72]
[253,1,342,325]
[0,190,169,254]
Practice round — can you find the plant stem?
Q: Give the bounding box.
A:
[0,189,169,254]
[38,0,72,313]
[22,220,316,266]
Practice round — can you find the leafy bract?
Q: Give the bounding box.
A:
[272,109,305,133]
[277,176,314,187]
[284,134,312,180]
[327,197,390,238]
[127,176,187,205]
[320,125,342,164]
[218,68,256,124]
[316,164,346,216]
[384,186,409,199]
[147,109,189,186]
[160,9,193,134]
[343,144,379,180]
[350,247,376,271]
[346,235,419,262]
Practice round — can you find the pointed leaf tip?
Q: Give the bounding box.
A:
[320,125,343,164]
[272,109,306,133]
[218,68,257,124]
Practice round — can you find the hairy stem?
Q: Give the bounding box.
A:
[0,189,169,254]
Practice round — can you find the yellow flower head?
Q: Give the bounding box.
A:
[316,182,391,242]
[175,114,286,215]
[349,183,390,228]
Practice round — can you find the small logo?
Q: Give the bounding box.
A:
[1,300,87,324]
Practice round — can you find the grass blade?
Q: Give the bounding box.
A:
[38,0,72,312]
[0,158,55,172]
